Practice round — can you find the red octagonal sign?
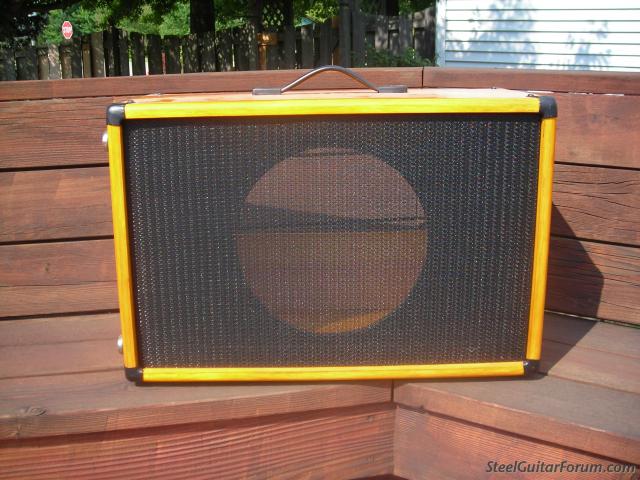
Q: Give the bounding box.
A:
[61,21,73,40]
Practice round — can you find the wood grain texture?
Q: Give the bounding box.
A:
[2,160,637,250]
[552,164,640,246]
[0,167,112,242]
[0,404,394,479]
[0,97,111,169]
[546,236,640,324]
[3,234,637,323]
[0,239,117,318]
[394,407,638,480]
[0,372,391,441]
[422,67,640,95]
[394,318,640,464]
[541,313,640,394]
[554,93,640,169]
[0,68,424,101]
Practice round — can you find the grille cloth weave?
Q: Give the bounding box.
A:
[123,114,540,368]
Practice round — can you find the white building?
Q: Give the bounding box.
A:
[436,0,640,71]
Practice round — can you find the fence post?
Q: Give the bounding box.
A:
[374,15,388,52]
[60,40,73,78]
[37,46,49,79]
[81,34,92,77]
[0,45,17,81]
[118,30,130,76]
[183,33,200,73]
[129,32,146,75]
[71,37,83,77]
[339,0,351,67]
[216,31,233,71]
[164,35,182,73]
[318,20,331,65]
[199,31,216,72]
[257,32,277,70]
[300,25,314,68]
[90,31,105,77]
[103,28,117,76]
[351,0,365,67]
[16,42,37,80]
[147,34,163,74]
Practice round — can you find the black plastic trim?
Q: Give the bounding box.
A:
[124,367,143,383]
[107,103,126,126]
[523,359,540,376]
[538,96,557,118]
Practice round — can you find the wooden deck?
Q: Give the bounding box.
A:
[0,68,639,478]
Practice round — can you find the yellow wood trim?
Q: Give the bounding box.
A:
[526,118,556,360]
[124,97,541,119]
[141,362,525,382]
[107,125,138,368]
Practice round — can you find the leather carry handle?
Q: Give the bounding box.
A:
[252,65,408,95]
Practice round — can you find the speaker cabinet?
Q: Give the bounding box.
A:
[107,83,556,383]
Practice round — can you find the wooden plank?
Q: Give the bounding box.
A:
[0,167,112,242]
[47,44,61,80]
[547,236,640,325]
[374,15,388,52]
[15,44,37,81]
[2,158,636,250]
[388,16,399,56]
[146,34,163,75]
[59,40,73,79]
[300,25,315,68]
[182,33,199,73]
[394,407,638,478]
[71,37,83,78]
[0,404,394,479]
[0,313,390,436]
[541,338,640,395]
[339,1,352,67]
[318,21,332,65]
[544,312,640,359]
[129,32,146,75]
[422,67,640,95]
[398,15,412,52]
[163,35,182,74]
[554,93,640,169]
[117,30,130,77]
[0,45,16,81]
[90,32,105,77]
[215,31,233,72]
[0,97,111,169]
[199,31,216,72]
[0,68,423,101]
[552,164,640,246]
[352,3,365,67]
[81,34,92,77]
[36,46,48,80]
[282,25,296,70]
[0,239,117,318]
[395,374,640,466]
[103,29,117,77]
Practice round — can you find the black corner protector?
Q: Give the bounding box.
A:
[523,360,540,376]
[124,367,143,383]
[107,103,126,125]
[538,96,557,118]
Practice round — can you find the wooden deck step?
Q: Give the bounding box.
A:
[0,311,638,478]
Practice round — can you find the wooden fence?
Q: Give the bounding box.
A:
[0,8,434,81]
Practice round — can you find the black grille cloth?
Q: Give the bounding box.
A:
[123,114,540,367]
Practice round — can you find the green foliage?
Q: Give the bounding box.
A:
[364,45,432,67]
[295,0,338,23]
[37,4,109,44]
